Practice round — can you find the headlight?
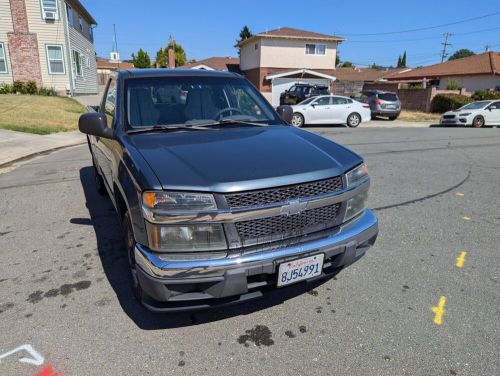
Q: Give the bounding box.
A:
[346,163,368,187]
[146,222,227,252]
[459,112,472,117]
[344,190,368,221]
[143,191,216,211]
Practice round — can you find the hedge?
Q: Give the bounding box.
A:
[471,90,500,101]
[0,81,57,96]
[431,94,472,113]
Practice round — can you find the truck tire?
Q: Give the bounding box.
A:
[122,211,143,302]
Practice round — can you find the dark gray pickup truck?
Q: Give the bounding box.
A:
[79,69,378,311]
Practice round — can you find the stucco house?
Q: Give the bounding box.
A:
[237,27,345,105]
[0,0,98,95]
[386,52,500,92]
[179,56,240,72]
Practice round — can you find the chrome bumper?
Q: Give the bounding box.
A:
[135,209,378,280]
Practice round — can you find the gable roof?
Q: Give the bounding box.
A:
[265,68,336,81]
[334,67,407,82]
[238,27,344,47]
[178,57,240,72]
[387,52,500,81]
[96,58,134,70]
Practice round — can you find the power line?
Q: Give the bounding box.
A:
[341,11,500,36]
[440,32,453,62]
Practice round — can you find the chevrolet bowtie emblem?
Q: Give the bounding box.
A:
[280,200,308,216]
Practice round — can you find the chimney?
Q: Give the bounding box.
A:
[168,48,175,68]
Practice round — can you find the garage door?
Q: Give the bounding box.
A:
[271,78,329,107]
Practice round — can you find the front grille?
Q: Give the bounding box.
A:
[225,176,343,208]
[443,115,455,119]
[235,203,341,245]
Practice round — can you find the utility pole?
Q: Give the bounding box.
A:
[440,32,452,62]
[485,44,491,52]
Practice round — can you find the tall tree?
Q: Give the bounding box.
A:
[335,53,340,66]
[400,51,407,67]
[448,49,475,61]
[155,41,187,67]
[340,61,353,68]
[131,48,151,68]
[235,26,253,55]
[396,56,402,68]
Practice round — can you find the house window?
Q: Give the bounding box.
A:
[305,44,326,55]
[0,42,7,73]
[46,45,65,74]
[89,26,93,42]
[254,43,258,50]
[40,0,58,20]
[66,3,73,26]
[78,16,83,32]
[72,50,83,76]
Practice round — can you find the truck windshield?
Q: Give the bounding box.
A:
[125,76,281,128]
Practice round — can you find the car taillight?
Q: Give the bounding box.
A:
[372,99,381,105]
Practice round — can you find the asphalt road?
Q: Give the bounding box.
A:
[0,127,499,376]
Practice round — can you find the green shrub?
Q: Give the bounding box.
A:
[25,80,38,95]
[0,84,13,94]
[12,80,26,94]
[38,87,58,96]
[446,79,460,90]
[431,94,472,113]
[471,90,500,100]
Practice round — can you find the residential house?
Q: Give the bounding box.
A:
[386,52,500,92]
[237,27,345,105]
[0,0,98,95]
[179,56,240,72]
[96,55,134,85]
[333,67,406,95]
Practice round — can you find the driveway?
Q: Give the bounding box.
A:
[0,127,498,375]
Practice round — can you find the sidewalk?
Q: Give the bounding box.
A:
[0,129,86,168]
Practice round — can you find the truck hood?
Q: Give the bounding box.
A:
[129,126,362,193]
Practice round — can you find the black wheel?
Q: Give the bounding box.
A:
[472,115,484,128]
[388,115,398,121]
[93,160,107,196]
[347,113,361,128]
[291,113,305,127]
[122,211,142,302]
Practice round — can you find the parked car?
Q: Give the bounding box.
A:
[78,69,378,311]
[290,95,371,127]
[361,90,401,120]
[440,100,500,127]
[279,83,329,105]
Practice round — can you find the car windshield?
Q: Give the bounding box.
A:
[460,101,490,110]
[378,93,398,101]
[125,76,281,128]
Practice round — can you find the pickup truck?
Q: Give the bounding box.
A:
[79,69,378,311]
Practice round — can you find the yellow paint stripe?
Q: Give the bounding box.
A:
[431,296,446,325]
[462,216,471,221]
[456,251,467,268]
[455,192,464,196]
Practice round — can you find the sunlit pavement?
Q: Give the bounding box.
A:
[0,127,498,376]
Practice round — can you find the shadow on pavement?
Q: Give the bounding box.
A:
[77,166,337,330]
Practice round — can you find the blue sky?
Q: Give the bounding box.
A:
[83,0,500,67]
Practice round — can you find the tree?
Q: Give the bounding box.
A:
[235,26,253,55]
[396,51,407,68]
[336,53,340,66]
[448,49,475,61]
[340,61,353,68]
[155,41,187,67]
[131,48,151,68]
[371,63,384,70]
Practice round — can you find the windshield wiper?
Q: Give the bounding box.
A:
[184,118,269,128]
[127,124,212,134]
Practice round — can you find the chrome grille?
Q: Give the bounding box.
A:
[225,177,343,208]
[235,203,341,245]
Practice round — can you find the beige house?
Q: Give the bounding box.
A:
[238,27,344,105]
[0,0,98,95]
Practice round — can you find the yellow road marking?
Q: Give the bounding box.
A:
[456,251,467,268]
[462,216,471,221]
[455,192,464,196]
[431,296,446,325]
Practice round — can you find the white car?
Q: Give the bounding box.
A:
[440,100,500,127]
[290,95,371,128]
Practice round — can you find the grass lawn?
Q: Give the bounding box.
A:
[0,95,85,135]
[398,110,441,122]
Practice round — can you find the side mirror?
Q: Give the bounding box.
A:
[311,103,316,108]
[276,105,293,124]
[79,112,114,139]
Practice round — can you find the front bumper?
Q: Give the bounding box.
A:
[440,116,470,126]
[134,209,378,311]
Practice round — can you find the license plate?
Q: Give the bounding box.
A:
[386,104,396,109]
[277,254,324,287]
